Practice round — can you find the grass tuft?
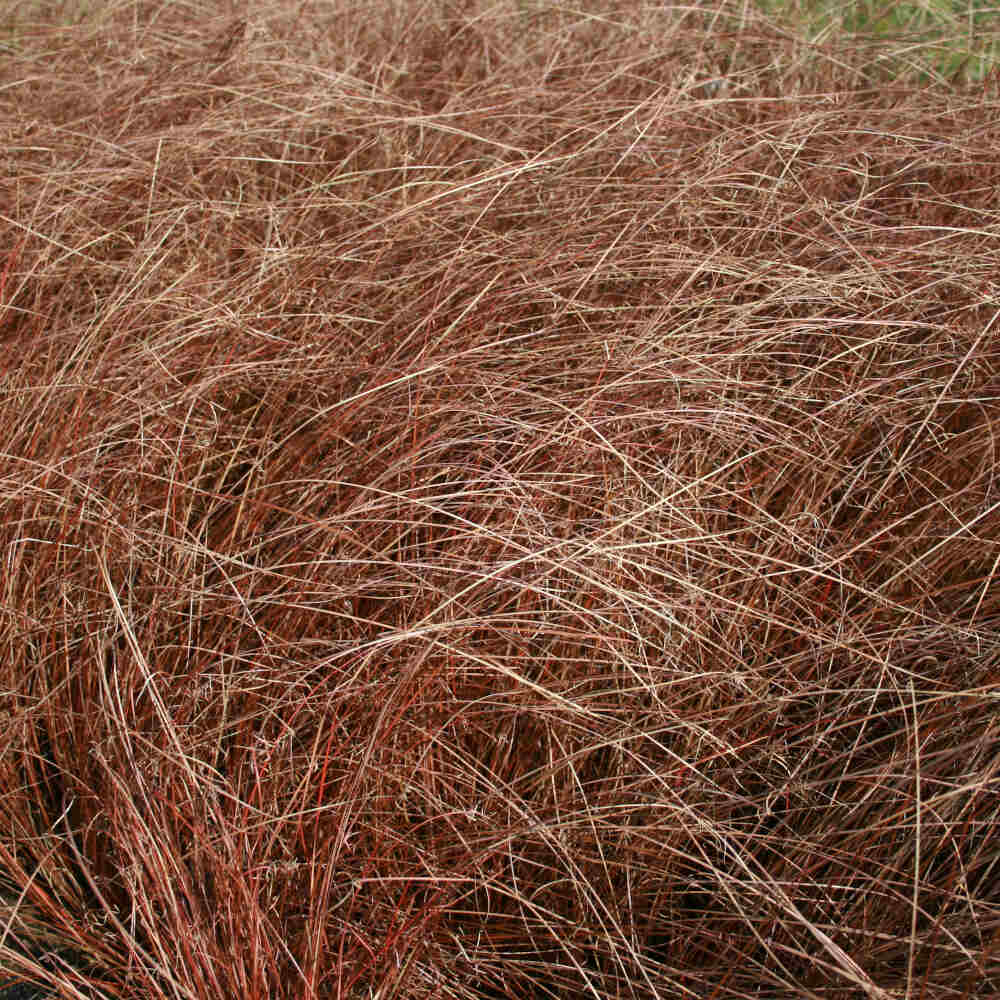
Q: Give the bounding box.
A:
[2,2,999,999]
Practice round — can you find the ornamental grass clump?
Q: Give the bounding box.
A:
[1,2,999,999]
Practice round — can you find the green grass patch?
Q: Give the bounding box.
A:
[0,0,97,52]
[762,0,1000,83]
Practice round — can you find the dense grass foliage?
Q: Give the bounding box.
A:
[2,3,999,999]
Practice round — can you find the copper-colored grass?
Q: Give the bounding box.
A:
[2,3,999,999]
